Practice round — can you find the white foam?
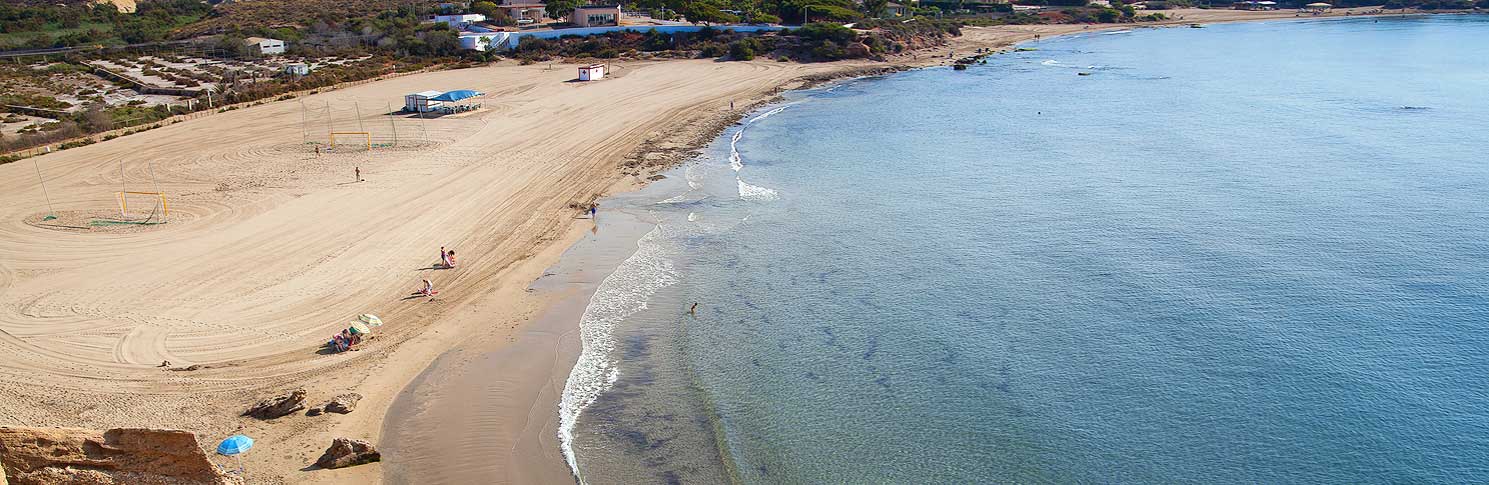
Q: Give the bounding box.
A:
[656,193,689,204]
[1041,59,1060,66]
[738,180,780,201]
[688,212,699,222]
[557,226,679,483]
[729,106,787,201]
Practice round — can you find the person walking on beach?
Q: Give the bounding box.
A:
[589,203,598,219]
[355,166,361,182]
[440,246,450,268]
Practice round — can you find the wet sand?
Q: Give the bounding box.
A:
[382,211,659,484]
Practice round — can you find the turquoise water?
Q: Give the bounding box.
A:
[561,15,1489,484]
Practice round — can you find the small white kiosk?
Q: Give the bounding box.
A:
[578,64,606,81]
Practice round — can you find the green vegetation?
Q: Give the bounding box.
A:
[0,0,212,50]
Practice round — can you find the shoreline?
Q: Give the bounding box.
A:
[376,7,1426,484]
[0,7,1436,485]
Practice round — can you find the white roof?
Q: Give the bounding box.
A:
[409,90,444,97]
[244,37,281,44]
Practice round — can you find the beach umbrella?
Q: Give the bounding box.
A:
[359,314,383,327]
[349,322,373,335]
[217,435,253,455]
[217,434,254,474]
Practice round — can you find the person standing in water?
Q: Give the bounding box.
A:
[589,203,598,218]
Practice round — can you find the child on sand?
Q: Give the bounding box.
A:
[440,246,450,268]
[445,249,456,268]
[417,279,436,297]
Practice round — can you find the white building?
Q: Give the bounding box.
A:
[405,91,445,112]
[244,37,285,56]
[578,64,605,81]
[433,13,486,27]
[284,63,310,76]
[459,32,514,51]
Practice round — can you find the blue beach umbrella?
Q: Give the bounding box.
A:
[217,434,254,455]
[217,434,254,474]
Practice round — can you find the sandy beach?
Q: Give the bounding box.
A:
[0,7,1400,483]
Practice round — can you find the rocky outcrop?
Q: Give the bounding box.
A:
[0,426,229,485]
[243,388,307,419]
[314,438,380,469]
[323,393,362,414]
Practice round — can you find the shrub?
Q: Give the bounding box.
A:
[699,43,728,58]
[795,22,856,43]
[752,13,782,24]
[729,38,760,60]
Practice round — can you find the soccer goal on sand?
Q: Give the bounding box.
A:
[115,191,169,222]
[329,132,373,150]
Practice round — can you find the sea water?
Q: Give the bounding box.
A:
[559,15,1489,484]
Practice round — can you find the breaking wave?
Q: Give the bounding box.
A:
[729,107,787,200]
[558,226,679,483]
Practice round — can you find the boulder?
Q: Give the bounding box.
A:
[0,426,229,485]
[306,407,323,417]
[314,438,380,469]
[243,388,307,419]
[323,393,362,415]
[845,42,872,59]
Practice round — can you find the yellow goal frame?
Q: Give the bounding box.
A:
[329,131,372,150]
[117,191,168,219]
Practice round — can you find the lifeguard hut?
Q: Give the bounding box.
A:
[578,64,606,81]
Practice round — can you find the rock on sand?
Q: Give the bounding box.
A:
[315,438,380,469]
[243,388,307,420]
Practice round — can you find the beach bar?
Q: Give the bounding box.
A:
[404,90,445,112]
[1235,0,1279,9]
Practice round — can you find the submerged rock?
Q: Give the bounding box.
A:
[314,438,380,469]
[243,388,307,419]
